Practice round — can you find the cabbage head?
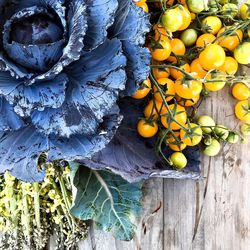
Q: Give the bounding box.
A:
[0,0,151,182]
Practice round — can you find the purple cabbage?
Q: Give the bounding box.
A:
[0,0,151,182]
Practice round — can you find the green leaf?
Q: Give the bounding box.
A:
[69,162,143,241]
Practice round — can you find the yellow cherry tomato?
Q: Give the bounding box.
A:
[175,78,203,99]
[168,38,186,63]
[190,12,196,20]
[176,95,200,107]
[196,33,216,48]
[234,42,250,65]
[154,0,175,8]
[235,100,250,121]
[137,119,159,138]
[240,0,250,20]
[164,0,175,5]
[154,24,169,41]
[161,104,187,130]
[170,63,190,80]
[180,123,203,146]
[199,44,226,70]
[177,0,188,7]
[177,6,192,31]
[217,27,243,51]
[134,1,149,12]
[134,0,146,3]
[190,58,207,78]
[232,83,250,101]
[132,79,151,99]
[204,72,227,91]
[154,78,175,102]
[166,132,187,151]
[217,56,238,75]
[144,100,164,118]
[201,16,222,35]
[151,38,172,61]
[152,63,170,79]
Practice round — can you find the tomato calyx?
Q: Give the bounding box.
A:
[150,38,165,51]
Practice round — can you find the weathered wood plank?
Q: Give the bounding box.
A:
[163,179,198,250]
[164,67,250,250]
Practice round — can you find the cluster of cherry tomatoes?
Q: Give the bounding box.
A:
[133,0,250,169]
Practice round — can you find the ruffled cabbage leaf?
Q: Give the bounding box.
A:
[83,0,118,51]
[109,0,151,96]
[0,39,126,182]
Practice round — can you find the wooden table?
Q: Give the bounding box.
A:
[49,67,250,250]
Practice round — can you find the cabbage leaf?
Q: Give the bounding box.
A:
[70,162,142,241]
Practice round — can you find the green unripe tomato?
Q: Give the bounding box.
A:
[208,0,219,12]
[241,123,250,136]
[241,138,247,144]
[227,132,239,144]
[230,0,238,4]
[209,0,219,7]
[204,136,212,146]
[219,0,229,4]
[197,115,216,134]
[180,29,198,47]
[214,125,229,140]
[203,139,221,156]
[187,0,207,13]
[169,152,187,169]
[222,3,238,18]
[209,7,219,13]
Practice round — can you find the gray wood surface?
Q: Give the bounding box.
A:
[77,66,250,250]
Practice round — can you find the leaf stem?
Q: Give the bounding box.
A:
[21,183,31,247]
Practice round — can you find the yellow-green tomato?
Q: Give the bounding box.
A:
[222,3,238,18]
[187,0,207,13]
[197,115,216,134]
[227,132,239,144]
[204,136,213,145]
[241,123,250,136]
[180,29,198,46]
[169,152,187,169]
[214,125,229,140]
[234,42,250,65]
[161,9,183,32]
[203,138,221,156]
